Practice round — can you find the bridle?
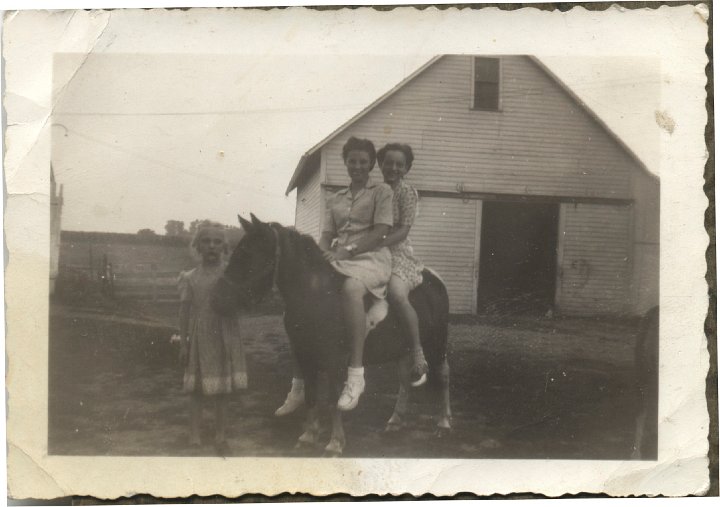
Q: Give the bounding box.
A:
[220,224,282,297]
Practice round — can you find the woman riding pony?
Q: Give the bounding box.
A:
[378,142,429,386]
[320,136,394,410]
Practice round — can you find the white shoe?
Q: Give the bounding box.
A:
[275,380,305,416]
[337,372,365,412]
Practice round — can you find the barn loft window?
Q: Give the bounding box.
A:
[472,57,500,111]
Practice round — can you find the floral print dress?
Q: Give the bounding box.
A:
[390,179,424,290]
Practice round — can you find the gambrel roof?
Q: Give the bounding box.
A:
[286,55,654,195]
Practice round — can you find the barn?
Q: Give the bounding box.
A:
[286,55,659,316]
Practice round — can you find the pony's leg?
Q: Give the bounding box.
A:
[297,405,321,447]
[435,358,452,437]
[324,368,346,456]
[296,377,321,447]
[385,355,411,432]
[631,410,646,459]
[324,408,346,456]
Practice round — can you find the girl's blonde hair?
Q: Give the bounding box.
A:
[190,220,229,255]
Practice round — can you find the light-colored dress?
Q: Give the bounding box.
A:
[390,179,424,290]
[323,182,394,299]
[179,264,248,395]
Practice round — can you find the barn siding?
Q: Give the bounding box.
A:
[294,167,323,241]
[630,171,660,313]
[557,203,632,315]
[321,55,635,199]
[409,196,478,313]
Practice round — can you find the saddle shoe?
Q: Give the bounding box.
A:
[337,370,365,411]
[275,379,305,416]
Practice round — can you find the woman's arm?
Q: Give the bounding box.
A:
[319,231,334,252]
[338,224,391,259]
[381,183,417,248]
[381,224,411,248]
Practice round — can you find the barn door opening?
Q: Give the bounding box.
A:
[477,200,559,315]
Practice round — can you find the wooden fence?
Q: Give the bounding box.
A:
[112,271,181,302]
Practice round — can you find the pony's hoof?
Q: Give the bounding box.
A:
[297,431,319,446]
[434,426,452,438]
[384,422,405,433]
[295,437,319,450]
[323,440,344,457]
[384,413,405,433]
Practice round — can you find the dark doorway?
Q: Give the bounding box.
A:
[477,200,559,315]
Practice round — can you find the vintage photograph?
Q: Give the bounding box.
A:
[48,51,660,459]
[4,5,710,499]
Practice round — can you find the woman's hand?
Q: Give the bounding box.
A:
[322,248,351,262]
[334,247,352,261]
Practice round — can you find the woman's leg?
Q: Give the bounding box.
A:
[388,275,428,387]
[337,278,368,411]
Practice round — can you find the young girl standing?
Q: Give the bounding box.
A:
[178,221,247,454]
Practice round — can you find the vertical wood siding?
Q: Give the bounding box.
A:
[409,196,479,313]
[557,203,632,315]
[294,167,322,241]
[321,55,636,199]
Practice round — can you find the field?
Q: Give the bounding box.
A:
[49,302,644,459]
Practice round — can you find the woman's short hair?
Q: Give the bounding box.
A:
[377,143,415,172]
[342,136,377,169]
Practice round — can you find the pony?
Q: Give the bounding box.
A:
[211,214,452,456]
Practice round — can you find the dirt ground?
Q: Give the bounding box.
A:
[48,302,643,459]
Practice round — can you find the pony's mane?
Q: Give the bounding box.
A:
[271,223,330,269]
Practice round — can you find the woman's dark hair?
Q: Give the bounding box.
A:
[377,143,415,173]
[342,136,377,169]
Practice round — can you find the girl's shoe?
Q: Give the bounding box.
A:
[410,349,429,387]
[337,367,365,411]
[275,378,305,416]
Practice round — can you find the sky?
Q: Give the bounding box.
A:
[51,54,660,234]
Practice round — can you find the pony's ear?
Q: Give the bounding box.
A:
[250,213,264,227]
[238,215,253,232]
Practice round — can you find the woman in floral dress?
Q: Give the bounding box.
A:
[378,142,428,386]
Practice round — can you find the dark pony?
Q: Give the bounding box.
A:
[212,214,451,455]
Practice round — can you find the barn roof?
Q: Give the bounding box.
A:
[286,55,654,195]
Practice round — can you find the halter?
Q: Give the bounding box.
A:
[221,223,282,294]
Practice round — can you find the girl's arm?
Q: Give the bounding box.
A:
[381,184,417,248]
[177,271,192,366]
[382,224,411,248]
[178,300,191,366]
[179,301,191,338]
